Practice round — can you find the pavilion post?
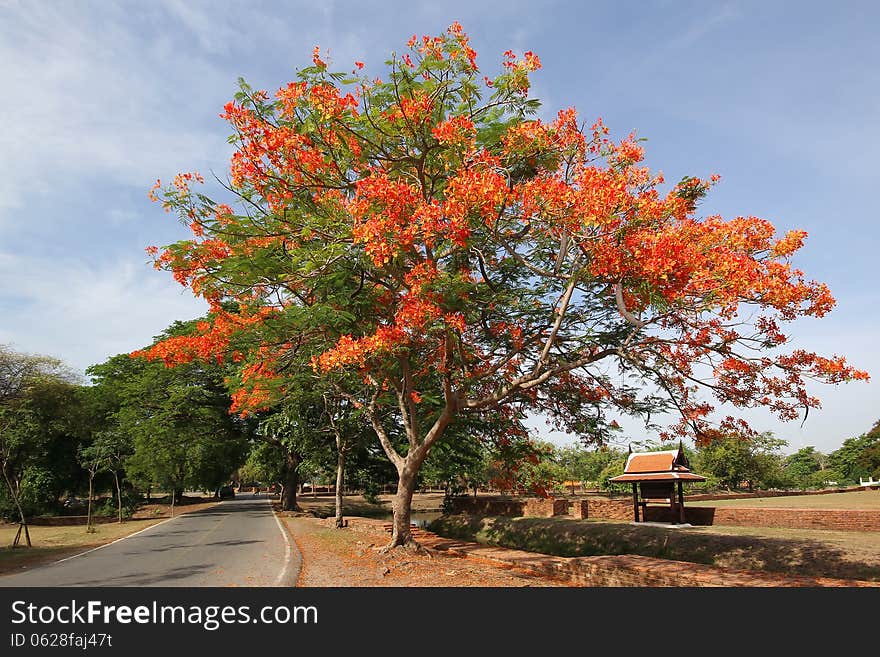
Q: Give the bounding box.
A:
[677,480,685,523]
[632,483,639,522]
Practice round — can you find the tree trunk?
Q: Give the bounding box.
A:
[170,489,176,518]
[281,451,301,511]
[2,465,31,547]
[86,473,95,533]
[114,472,123,523]
[334,448,345,528]
[389,467,418,547]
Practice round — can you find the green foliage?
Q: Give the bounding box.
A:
[95,488,141,519]
[694,431,788,491]
[87,322,251,497]
[828,420,880,484]
[0,348,88,521]
[598,455,629,493]
[783,446,836,490]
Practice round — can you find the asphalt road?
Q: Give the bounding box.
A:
[0,497,301,587]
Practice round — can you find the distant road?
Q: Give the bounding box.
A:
[0,497,300,587]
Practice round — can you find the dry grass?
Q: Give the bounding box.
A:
[688,490,880,509]
[430,515,880,582]
[0,520,165,576]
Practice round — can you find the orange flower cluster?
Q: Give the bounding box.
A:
[431,115,476,146]
[132,307,276,367]
[141,24,865,443]
[312,325,407,372]
[229,361,283,416]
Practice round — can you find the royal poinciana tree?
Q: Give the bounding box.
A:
[139,24,867,547]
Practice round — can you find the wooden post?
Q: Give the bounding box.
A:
[632,483,639,522]
[677,480,685,524]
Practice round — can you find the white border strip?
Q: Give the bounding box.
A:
[52,515,178,564]
[269,498,294,586]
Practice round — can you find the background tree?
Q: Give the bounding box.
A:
[783,446,833,489]
[238,440,286,489]
[255,391,327,512]
[556,444,624,491]
[421,423,490,505]
[0,347,81,546]
[95,428,133,523]
[140,24,867,547]
[857,443,880,481]
[322,392,374,527]
[829,420,880,485]
[694,431,787,492]
[89,322,250,514]
[77,438,110,533]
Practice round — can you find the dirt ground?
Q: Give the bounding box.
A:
[280,514,562,587]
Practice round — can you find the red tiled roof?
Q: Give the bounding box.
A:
[608,472,706,482]
[624,451,677,474]
[608,448,706,482]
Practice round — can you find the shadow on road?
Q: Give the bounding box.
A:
[62,563,215,587]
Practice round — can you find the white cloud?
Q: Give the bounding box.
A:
[0,251,207,374]
[0,2,232,217]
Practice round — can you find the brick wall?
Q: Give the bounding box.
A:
[642,506,715,525]
[583,498,633,520]
[30,515,118,526]
[711,508,880,531]
[523,498,568,517]
[446,495,880,532]
[447,497,525,516]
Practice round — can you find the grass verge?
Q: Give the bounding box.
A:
[688,489,880,509]
[429,514,880,582]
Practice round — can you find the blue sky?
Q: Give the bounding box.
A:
[0,1,877,454]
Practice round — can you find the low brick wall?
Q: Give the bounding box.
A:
[583,498,632,520]
[446,496,880,532]
[447,497,526,516]
[523,498,568,518]
[642,506,715,525]
[29,515,118,526]
[711,508,880,531]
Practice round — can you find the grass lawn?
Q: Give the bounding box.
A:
[688,490,880,509]
[429,514,880,582]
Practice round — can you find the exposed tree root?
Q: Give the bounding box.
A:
[377,539,432,557]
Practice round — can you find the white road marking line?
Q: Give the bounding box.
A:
[52,516,179,564]
[269,498,294,586]
[51,502,222,565]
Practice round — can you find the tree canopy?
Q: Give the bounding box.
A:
[138,24,867,546]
